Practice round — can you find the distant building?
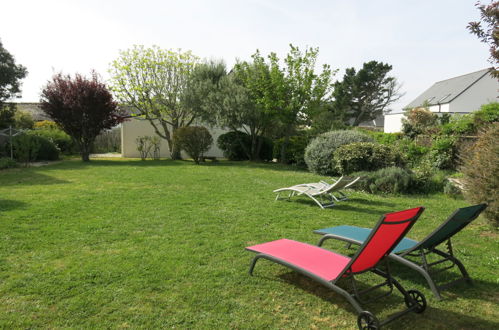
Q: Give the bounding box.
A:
[9,102,51,121]
[384,68,499,133]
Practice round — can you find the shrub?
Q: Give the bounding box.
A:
[421,136,458,170]
[13,110,34,129]
[333,142,404,174]
[273,135,309,166]
[352,167,414,194]
[444,179,463,199]
[402,107,438,138]
[11,133,41,166]
[136,136,154,160]
[394,138,429,167]
[0,157,17,170]
[460,123,498,226]
[441,114,475,136]
[304,130,373,175]
[217,131,272,161]
[360,130,402,145]
[217,131,250,160]
[31,127,75,154]
[33,120,59,130]
[173,126,213,164]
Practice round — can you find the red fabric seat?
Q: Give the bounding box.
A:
[246,239,351,281]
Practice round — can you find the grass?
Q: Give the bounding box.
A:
[0,159,497,329]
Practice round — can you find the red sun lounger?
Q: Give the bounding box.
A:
[315,204,487,300]
[246,207,426,329]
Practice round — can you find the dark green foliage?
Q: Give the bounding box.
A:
[0,104,16,129]
[394,139,429,167]
[217,131,272,161]
[0,157,17,170]
[273,135,309,166]
[217,131,251,160]
[304,130,373,175]
[173,126,213,164]
[460,123,498,225]
[10,133,40,166]
[352,167,414,194]
[333,142,404,174]
[330,61,402,126]
[31,127,76,154]
[0,39,28,105]
[424,136,458,170]
[25,133,59,161]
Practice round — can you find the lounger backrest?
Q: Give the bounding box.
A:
[346,207,425,274]
[323,176,352,192]
[413,203,487,251]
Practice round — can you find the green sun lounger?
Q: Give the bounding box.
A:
[314,204,487,300]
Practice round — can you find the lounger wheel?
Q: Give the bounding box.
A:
[404,289,427,314]
[357,311,380,330]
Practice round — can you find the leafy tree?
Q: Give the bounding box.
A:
[0,103,16,129]
[275,45,335,163]
[173,126,213,164]
[40,71,124,161]
[329,61,403,126]
[0,39,28,107]
[467,1,499,78]
[109,46,199,159]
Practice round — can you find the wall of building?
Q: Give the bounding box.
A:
[449,73,498,113]
[383,113,405,133]
[121,118,227,158]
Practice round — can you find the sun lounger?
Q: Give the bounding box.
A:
[246,207,426,329]
[315,204,487,300]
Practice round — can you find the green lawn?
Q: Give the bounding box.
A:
[0,159,497,329]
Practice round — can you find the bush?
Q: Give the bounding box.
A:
[402,107,438,138]
[11,134,40,166]
[273,135,309,166]
[14,110,34,129]
[0,157,17,170]
[217,131,250,160]
[31,127,75,154]
[352,167,414,194]
[135,136,160,160]
[217,131,272,161]
[33,120,59,130]
[460,123,498,226]
[394,138,429,167]
[441,102,499,136]
[360,130,402,145]
[421,136,458,170]
[304,130,373,175]
[444,179,463,199]
[333,142,404,174]
[173,126,213,164]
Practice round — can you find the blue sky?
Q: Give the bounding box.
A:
[0,0,490,111]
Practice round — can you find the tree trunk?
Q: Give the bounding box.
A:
[280,134,290,164]
[80,142,91,162]
[250,134,260,161]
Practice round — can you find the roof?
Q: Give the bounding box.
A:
[404,68,492,109]
[11,102,51,121]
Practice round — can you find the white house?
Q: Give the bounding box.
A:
[384,68,498,133]
[121,117,227,158]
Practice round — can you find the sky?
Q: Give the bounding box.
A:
[0,0,491,112]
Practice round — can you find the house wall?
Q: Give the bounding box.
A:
[383,113,405,133]
[449,73,498,113]
[428,103,450,113]
[121,118,227,158]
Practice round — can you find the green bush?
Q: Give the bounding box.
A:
[333,142,404,174]
[173,126,213,164]
[0,157,17,170]
[460,123,498,226]
[217,131,272,161]
[441,102,499,136]
[273,135,309,166]
[11,134,41,166]
[394,138,429,167]
[30,135,60,161]
[402,107,438,138]
[422,136,458,170]
[359,129,402,145]
[304,130,373,175]
[31,128,75,154]
[352,167,414,194]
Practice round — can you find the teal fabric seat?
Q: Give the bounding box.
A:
[315,204,487,300]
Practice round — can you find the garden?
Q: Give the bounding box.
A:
[0,159,498,328]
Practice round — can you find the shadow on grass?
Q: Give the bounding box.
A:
[257,270,498,329]
[0,170,69,186]
[285,199,394,216]
[0,199,28,212]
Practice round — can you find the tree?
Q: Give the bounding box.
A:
[0,39,28,129]
[468,1,499,78]
[329,61,403,126]
[109,46,199,159]
[0,39,28,106]
[275,45,334,163]
[40,71,124,161]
